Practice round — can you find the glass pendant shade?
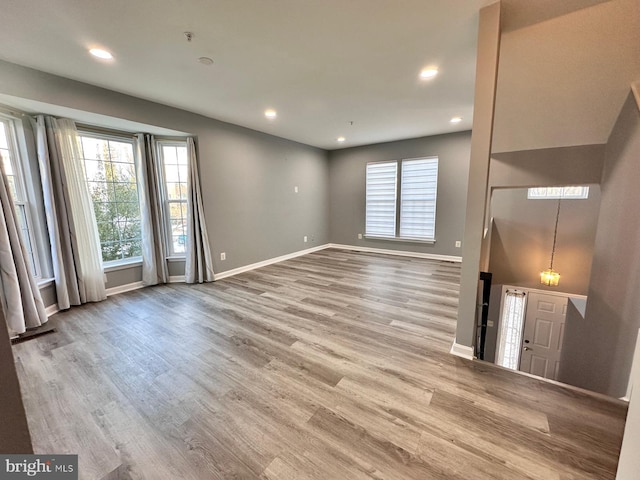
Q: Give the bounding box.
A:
[540,268,560,286]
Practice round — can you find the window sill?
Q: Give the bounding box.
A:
[37,277,55,288]
[103,258,143,273]
[364,235,435,245]
[166,256,186,263]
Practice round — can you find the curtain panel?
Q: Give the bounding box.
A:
[0,158,47,336]
[34,115,106,308]
[185,137,214,283]
[135,133,168,286]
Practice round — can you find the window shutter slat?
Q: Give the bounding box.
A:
[399,157,438,240]
[365,162,397,237]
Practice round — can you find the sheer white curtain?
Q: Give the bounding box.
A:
[185,137,214,283]
[0,159,47,336]
[135,133,168,286]
[496,289,527,370]
[35,116,105,306]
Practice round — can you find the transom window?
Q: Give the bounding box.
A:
[0,118,40,277]
[157,141,188,256]
[528,186,589,199]
[365,157,439,241]
[79,133,142,264]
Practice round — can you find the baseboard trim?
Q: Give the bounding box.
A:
[169,275,185,283]
[214,244,330,281]
[106,281,145,297]
[450,342,475,360]
[45,304,60,317]
[327,243,462,263]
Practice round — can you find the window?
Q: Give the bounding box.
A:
[527,186,589,199]
[0,118,40,277]
[157,141,188,256]
[496,289,527,370]
[365,157,438,241]
[78,133,142,265]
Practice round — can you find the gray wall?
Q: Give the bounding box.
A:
[456,2,502,348]
[488,187,600,296]
[489,144,605,188]
[328,131,471,257]
[0,61,329,302]
[559,93,640,397]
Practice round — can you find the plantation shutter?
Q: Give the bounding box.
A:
[399,157,438,240]
[365,161,397,237]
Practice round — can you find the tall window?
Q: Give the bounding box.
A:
[496,289,527,370]
[365,157,438,241]
[78,133,142,264]
[0,118,40,277]
[157,141,188,255]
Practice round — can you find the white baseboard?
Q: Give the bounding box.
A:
[214,244,330,281]
[169,275,185,283]
[328,243,462,263]
[106,281,145,297]
[45,304,60,317]
[450,342,475,360]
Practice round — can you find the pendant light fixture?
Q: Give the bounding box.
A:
[540,198,561,286]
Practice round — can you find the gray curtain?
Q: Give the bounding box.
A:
[0,158,47,336]
[185,137,214,283]
[34,115,106,309]
[135,133,168,286]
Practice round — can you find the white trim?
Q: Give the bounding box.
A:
[327,243,462,263]
[450,342,475,360]
[169,275,185,283]
[631,80,640,113]
[501,284,587,301]
[214,244,330,281]
[45,304,60,317]
[103,258,143,273]
[106,281,145,297]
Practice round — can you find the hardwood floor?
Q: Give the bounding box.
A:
[13,248,627,479]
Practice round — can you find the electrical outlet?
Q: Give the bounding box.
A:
[294,186,298,193]
[358,233,363,240]
[487,320,494,328]
[220,252,226,261]
[303,236,308,243]
[455,241,462,248]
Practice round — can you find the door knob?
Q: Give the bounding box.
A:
[523,346,531,351]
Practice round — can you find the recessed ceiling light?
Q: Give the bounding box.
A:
[420,67,438,79]
[198,57,214,66]
[450,116,463,124]
[337,137,346,143]
[265,109,277,119]
[89,48,113,60]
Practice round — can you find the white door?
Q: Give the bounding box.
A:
[519,292,567,380]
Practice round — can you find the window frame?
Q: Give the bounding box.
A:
[527,186,590,200]
[77,130,143,268]
[365,156,439,243]
[156,139,189,258]
[0,115,42,278]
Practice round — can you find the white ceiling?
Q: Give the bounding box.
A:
[0,0,495,150]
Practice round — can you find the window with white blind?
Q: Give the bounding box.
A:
[0,117,40,277]
[365,157,438,241]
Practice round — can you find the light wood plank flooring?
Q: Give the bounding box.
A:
[13,249,627,479]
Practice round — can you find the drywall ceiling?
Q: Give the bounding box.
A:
[492,0,640,153]
[0,0,496,150]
